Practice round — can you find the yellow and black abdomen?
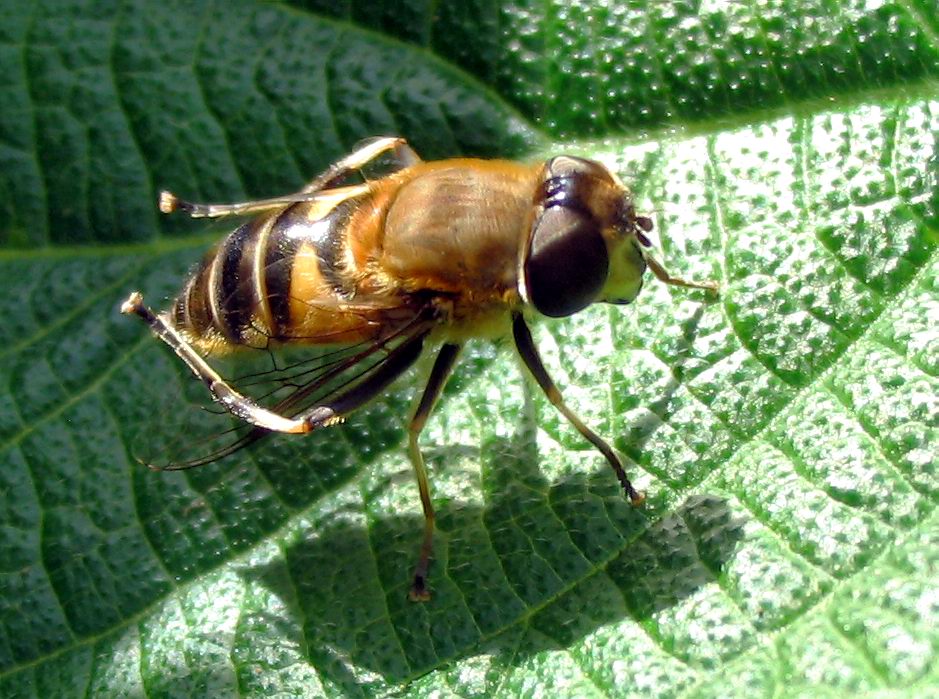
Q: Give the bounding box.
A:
[170,186,381,355]
[168,160,542,355]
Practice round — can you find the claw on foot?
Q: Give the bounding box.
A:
[408,575,431,602]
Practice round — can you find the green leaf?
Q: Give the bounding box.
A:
[0,1,936,697]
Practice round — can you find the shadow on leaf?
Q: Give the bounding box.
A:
[239,435,743,689]
[232,297,734,690]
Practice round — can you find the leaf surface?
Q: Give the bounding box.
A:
[0,1,936,697]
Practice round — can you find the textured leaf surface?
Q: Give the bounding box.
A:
[0,1,937,697]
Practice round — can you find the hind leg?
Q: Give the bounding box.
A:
[159,137,421,218]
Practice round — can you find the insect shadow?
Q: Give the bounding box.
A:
[238,377,743,690]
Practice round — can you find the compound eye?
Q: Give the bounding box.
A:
[525,206,609,318]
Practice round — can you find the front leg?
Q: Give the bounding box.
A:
[645,255,718,292]
[512,313,645,505]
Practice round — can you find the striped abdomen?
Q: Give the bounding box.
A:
[169,159,540,355]
[170,187,382,355]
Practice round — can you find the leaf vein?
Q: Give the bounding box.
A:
[822,367,937,501]
[823,612,890,686]
[20,5,49,245]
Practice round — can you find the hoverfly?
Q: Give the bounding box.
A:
[122,136,717,601]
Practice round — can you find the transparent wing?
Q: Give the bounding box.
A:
[132,306,435,470]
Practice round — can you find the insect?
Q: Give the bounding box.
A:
[122,136,717,601]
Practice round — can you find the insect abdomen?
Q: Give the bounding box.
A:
[172,213,277,353]
[171,193,373,354]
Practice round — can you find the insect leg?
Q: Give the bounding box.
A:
[122,292,308,434]
[291,331,430,430]
[645,255,719,292]
[511,313,645,506]
[300,136,421,193]
[157,189,328,219]
[123,291,430,438]
[160,137,421,219]
[406,343,462,602]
